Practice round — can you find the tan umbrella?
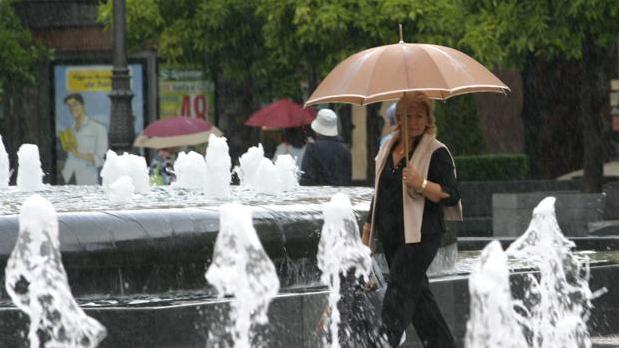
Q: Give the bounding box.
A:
[305,26,510,159]
[305,44,509,106]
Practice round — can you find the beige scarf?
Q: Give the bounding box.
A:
[369,131,463,247]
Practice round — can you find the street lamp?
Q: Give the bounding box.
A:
[108,0,134,153]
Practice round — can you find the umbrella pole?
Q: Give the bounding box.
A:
[402,99,410,165]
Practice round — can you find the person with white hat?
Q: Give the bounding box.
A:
[299,108,352,186]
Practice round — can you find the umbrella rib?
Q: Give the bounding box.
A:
[418,45,450,92]
[402,44,412,98]
[365,46,391,98]
[426,45,476,81]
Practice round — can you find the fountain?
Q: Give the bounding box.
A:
[204,134,232,199]
[235,143,302,195]
[505,197,596,348]
[100,150,149,194]
[205,203,279,347]
[0,136,9,189]
[4,194,106,347]
[273,155,299,191]
[255,158,284,195]
[107,176,135,204]
[16,144,44,192]
[465,241,528,348]
[237,144,264,190]
[173,150,208,190]
[0,141,615,347]
[466,197,603,348]
[316,193,372,347]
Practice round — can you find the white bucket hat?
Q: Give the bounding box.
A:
[311,108,338,136]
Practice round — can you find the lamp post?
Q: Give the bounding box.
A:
[108,0,134,153]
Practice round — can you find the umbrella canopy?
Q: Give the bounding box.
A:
[245,99,316,129]
[133,116,222,149]
[305,34,510,161]
[305,42,510,107]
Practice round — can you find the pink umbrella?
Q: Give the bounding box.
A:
[245,99,316,129]
[133,116,222,149]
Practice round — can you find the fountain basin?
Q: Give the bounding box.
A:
[0,186,455,295]
[0,261,616,347]
[1,186,616,347]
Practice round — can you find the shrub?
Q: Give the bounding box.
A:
[454,154,529,181]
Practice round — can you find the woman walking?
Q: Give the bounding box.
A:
[362,92,462,347]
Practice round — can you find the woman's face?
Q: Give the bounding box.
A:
[399,103,428,138]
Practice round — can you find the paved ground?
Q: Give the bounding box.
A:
[593,336,619,348]
[556,161,619,180]
[402,334,619,347]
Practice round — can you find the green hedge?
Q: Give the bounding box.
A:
[454,154,529,181]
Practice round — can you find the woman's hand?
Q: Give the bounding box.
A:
[403,165,451,202]
[361,223,371,246]
[402,166,423,192]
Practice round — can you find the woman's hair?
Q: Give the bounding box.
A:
[282,126,307,148]
[395,92,436,135]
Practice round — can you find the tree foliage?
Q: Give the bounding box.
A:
[0,0,48,84]
[459,0,619,189]
[98,0,164,51]
[98,0,471,102]
[458,0,619,68]
[98,0,297,102]
[97,0,619,106]
[259,0,466,91]
[97,0,619,186]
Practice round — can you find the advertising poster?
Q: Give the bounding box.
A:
[54,64,144,185]
[159,67,215,123]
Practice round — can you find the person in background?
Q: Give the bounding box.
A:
[61,93,108,185]
[149,148,176,185]
[380,103,397,148]
[300,108,352,186]
[361,92,462,348]
[273,126,308,168]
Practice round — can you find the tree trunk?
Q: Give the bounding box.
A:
[581,42,615,192]
[4,82,47,185]
[336,104,352,146]
[215,71,260,165]
[365,103,381,185]
[521,54,584,179]
[521,45,615,191]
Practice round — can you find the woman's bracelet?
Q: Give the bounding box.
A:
[416,179,428,193]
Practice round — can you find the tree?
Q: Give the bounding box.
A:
[0,0,50,183]
[98,0,311,158]
[258,0,469,181]
[259,0,465,94]
[458,0,619,191]
[99,0,619,190]
[0,0,47,84]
